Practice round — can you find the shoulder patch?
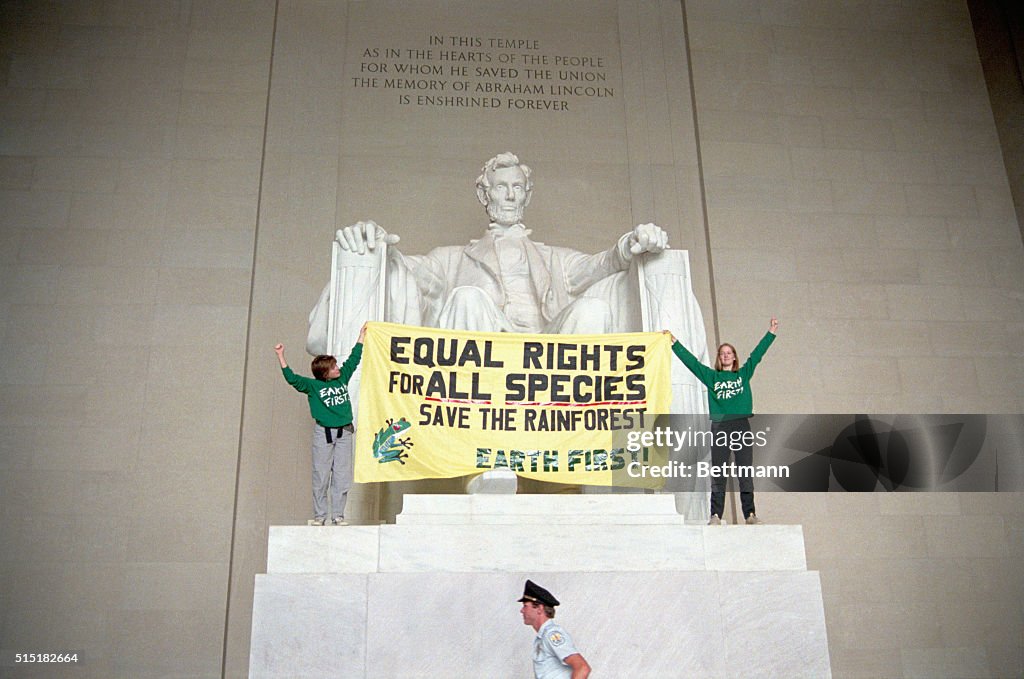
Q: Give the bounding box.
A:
[548,631,564,646]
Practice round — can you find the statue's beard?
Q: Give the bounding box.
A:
[486,201,525,227]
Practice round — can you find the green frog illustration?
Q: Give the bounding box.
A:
[372,417,413,464]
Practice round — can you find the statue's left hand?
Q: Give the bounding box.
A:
[629,223,670,255]
[336,220,400,255]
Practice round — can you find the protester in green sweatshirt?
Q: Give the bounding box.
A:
[275,323,365,526]
[669,317,777,525]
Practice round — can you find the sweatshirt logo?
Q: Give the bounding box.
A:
[714,376,744,400]
[319,385,350,408]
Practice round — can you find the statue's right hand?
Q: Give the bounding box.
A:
[335,221,401,255]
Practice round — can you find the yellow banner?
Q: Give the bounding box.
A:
[354,322,671,485]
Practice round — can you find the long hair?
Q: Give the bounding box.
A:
[714,343,739,372]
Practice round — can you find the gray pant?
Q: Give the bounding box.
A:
[311,423,354,521]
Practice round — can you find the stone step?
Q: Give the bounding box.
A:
[266,522,807,574]
[395,493,688,524]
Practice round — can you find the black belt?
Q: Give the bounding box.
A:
[323,424,353,444]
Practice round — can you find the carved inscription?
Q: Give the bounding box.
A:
[351,35,615,111]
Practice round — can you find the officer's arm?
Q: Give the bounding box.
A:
[565,653,590,679]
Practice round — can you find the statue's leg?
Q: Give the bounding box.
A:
[437,286,513,331]
[545,297,614,334]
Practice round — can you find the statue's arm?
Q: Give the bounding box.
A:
[337,219,446,296]
[561,224,670,295]
[306,226,449,355]
[306,221,398,356]
[389,247,446,300]
[560,233,632,294]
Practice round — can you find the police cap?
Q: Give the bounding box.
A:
[517,579,560,607]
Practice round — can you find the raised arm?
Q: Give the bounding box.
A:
[275,343,316,393]
[739,317,778,380]
[338,324,367,382]
[274,343,288,369]
[665,329,715,387]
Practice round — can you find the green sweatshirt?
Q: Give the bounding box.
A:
[671,332,775,421]
[282,343,363,427]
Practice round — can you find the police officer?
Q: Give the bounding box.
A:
[518,580,591,679]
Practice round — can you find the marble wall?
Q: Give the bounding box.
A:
[0,1,274,677]
[685,0,1024,415]
[0,1,1021,678]
[757,491,1023,678]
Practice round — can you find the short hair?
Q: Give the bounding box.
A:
[311,355,337,381]
[476,152,533,197]
[714,343,739,372]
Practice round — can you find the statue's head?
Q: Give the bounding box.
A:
[476,152,533,226]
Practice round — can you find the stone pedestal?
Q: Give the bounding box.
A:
[464,468,518,494]
[250,495,831,678]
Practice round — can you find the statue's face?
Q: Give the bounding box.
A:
[484,165,530,226]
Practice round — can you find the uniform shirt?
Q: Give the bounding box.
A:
[281,343,362,427]
[532,619,580,679]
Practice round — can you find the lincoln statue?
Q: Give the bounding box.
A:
[307,151,671,353]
